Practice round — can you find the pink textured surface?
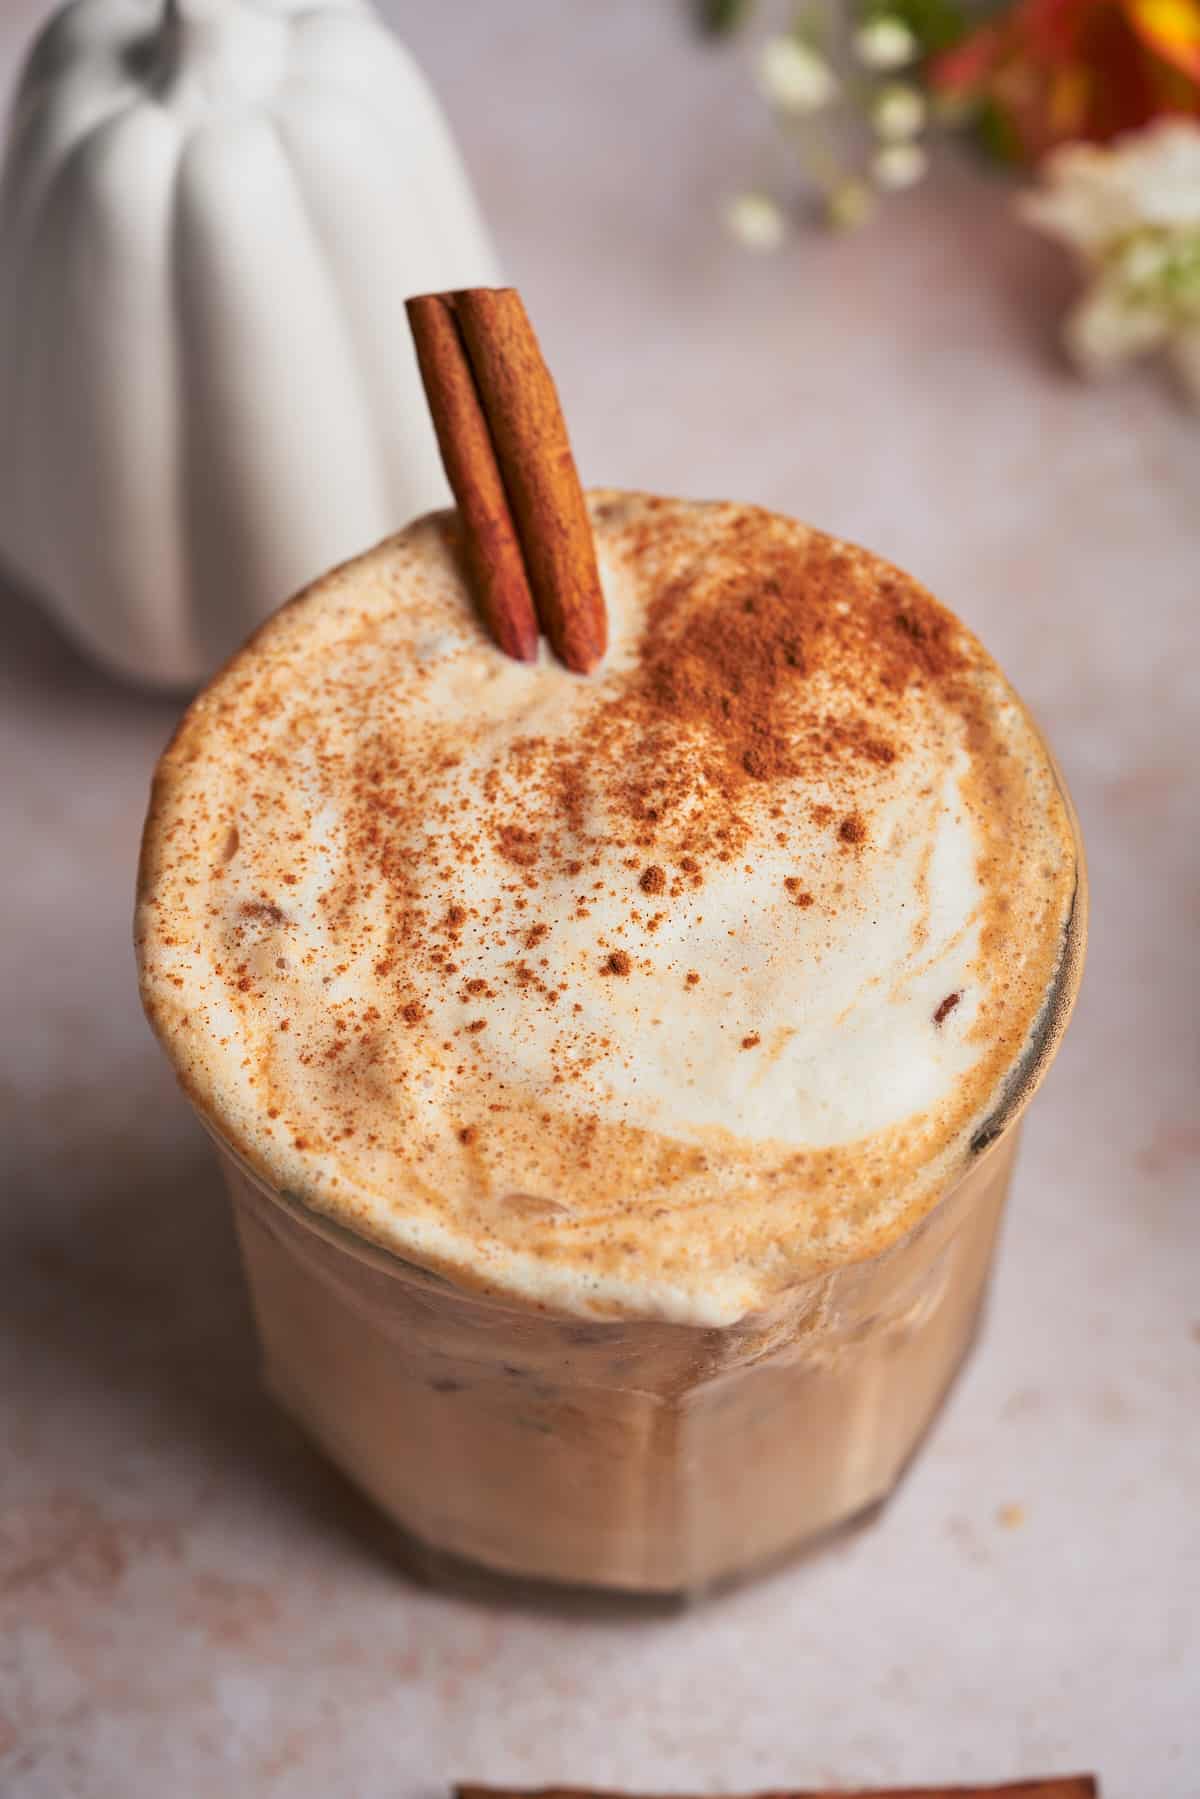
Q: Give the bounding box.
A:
[1,4,1197,1797]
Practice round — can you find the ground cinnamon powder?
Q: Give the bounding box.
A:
[254,499,978,1110]
[511,506,970,878]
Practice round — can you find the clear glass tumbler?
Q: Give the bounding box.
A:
[216,949,1078,1599]
[183,732,1085,1600]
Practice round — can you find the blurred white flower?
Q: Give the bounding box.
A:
[724,191,787,250]
[853,16,919,71]
[757,35,839,114]
[871,142,929,189]
[1019,119,1200,247]
[1019,120,1200,404]
[871,83,926,142]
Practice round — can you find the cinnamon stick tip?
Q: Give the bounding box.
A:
[405,291,448,324]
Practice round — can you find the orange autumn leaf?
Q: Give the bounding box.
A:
[931,0,1200,158]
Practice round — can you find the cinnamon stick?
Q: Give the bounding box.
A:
[453,288,606,675]
[407,287,607,675]
[406,293,539,665]
[456,1784,1097,1799]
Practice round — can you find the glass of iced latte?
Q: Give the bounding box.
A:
[136,484,1084,1595]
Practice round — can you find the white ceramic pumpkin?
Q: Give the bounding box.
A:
[0,0,499,686]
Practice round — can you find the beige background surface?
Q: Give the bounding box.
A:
[2,3,1198,1796]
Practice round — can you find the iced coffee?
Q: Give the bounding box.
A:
[136,491,1085,1593]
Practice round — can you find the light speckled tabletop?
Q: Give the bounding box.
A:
[2,4,1197,1797]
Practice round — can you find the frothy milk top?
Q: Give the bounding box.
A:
[137,493,1079,1323]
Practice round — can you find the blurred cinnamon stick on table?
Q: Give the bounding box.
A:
[457,1781,1098,1799]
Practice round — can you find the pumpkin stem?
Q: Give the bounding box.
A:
[159,0,237,70]
[156,0,283,106]
[163,0,236,21]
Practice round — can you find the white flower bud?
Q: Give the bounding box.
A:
[757,36,840,114]
[853,16,919,71]
[724,191,787,251]
[871,83,926,142]
[871,142,929,189]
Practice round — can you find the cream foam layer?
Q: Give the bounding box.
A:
[137,493,1081,1323]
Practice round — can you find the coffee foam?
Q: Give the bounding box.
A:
[137,493,1081,1323]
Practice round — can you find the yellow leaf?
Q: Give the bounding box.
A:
[1127,0,1200,77]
